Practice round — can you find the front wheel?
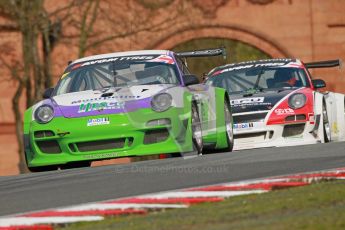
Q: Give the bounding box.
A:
[223,100,234,151]
[191,103,203,155]
[322,103,331,142]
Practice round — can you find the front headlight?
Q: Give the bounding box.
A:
[151,93,172,112]
[34,105,54,123]
[288,93,306,109]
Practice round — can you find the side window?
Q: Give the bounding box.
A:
[175,56,191,75]
[305,68,313,80]
[182,62,191,75]
[298,69,311,87]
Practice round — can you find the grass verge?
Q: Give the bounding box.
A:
[60,180,345,230]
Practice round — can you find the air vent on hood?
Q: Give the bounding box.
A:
[233,113,268,123]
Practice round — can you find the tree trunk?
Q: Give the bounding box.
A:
[12,81,28,173]
[43,29,52,89]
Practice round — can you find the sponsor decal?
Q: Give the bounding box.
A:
[87,117,110,126]
[231,97,264,106]
[70,55,175,71]
[79,102,125,113]
[83,152,119,159]
[218,62,288,75]
[221,64,256,73]
[80,55,155,67]
[234,122,254,130]
[71,95,140,105]
[274,108,295,115]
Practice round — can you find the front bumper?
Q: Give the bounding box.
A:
[25,107,192,167]
[233,118,320,150]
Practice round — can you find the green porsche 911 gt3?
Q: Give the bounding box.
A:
[23,48,233,172]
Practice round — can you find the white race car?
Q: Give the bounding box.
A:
[206,58,345,150]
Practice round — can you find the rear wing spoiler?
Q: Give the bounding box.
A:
[176,47,227,59]
[305,59,342,69]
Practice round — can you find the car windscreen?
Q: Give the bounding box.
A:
[54,56,180,95]
[206,67,310,94]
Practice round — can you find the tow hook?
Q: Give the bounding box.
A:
[57,131,70,137]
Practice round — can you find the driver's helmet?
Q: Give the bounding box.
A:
[273,68,294,83]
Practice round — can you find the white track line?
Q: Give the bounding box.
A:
[140,190,266,199]
[0,216,103,227]
[220,178,291,186]
[57,203,188,212]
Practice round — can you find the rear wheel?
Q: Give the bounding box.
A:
[322,103,331,142]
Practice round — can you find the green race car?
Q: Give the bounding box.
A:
[23,49,233,172]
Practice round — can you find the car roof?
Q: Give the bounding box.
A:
[71,50,171,65]
[208,58,303,75]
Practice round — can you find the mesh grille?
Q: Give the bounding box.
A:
[76,139,125,152]
[285,115,306,122]
[144,129,169,144]
[234,132,267,139]
[34,130,55,138]
[285,115,295,121]
[296,114,307,120]
[69,143,77,152]
[36,140,61,154]
[282,124,305,137]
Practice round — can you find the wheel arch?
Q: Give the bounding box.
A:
[214,87,232,149]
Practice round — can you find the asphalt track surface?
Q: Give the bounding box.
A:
[0,142,345,216]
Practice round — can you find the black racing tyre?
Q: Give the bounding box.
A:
[223,99,234,151]
[191,102,203,154]
[28,165,59,173]
[322,102,331,142]
[60,161,91,170]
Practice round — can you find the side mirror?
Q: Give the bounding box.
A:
[312,79,326,89]
[43,88,54,99]
[183,74,200,86]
